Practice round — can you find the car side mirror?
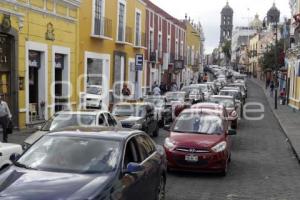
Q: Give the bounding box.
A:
[125,162,144,174]
[9,153,21,163]
[228,129,236,135]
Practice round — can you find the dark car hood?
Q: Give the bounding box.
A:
[0,166,114,200]
[170,132,224,149]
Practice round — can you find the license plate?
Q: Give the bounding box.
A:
[185,154,198,162]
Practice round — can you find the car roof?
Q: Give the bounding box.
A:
[181,108,223,116]
[115,101,152,106]
[210,95,234,100]
[191,103,225,110]
[47,126,141,141]
[56,110,109,115]
[166,91,186,94]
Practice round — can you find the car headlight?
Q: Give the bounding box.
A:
[230,111,237,117]
[211,141,227,153]
[164,138,175,150]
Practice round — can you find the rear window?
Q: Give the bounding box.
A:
[172,113,224,135]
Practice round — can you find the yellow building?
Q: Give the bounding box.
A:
[184,20,202,84]
[249,33,260,78]
[79,0,147,109]
[0,0,80,128]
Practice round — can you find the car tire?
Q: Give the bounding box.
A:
[220,161,228,177]
[156,175,166,200]
[231,119,238,129]
[153,125,159,137]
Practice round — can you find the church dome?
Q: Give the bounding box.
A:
[249,14,263,29]
[267,3,280,24]
[221,2,233,15]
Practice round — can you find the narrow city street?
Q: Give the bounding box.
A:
[154,80,300,200]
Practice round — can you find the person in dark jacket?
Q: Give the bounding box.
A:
[0,94,12,143]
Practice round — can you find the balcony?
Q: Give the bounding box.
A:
[134,32,146,48]
[92,17,112,39]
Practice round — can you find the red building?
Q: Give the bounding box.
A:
[145,0,186,92]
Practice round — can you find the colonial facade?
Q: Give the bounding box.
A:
[184,19,203,85]
[286,0,300,109]
[79,0,147,109]
[0,0,80,128]
[145,0,186,90]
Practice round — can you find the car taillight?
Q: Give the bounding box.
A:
[230,110,237,117]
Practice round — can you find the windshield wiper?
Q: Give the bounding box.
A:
[14,162,36,170]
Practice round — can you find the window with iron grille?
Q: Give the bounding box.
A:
[118,2,125,42]
[94,0,104,36]
[135,12,141,46]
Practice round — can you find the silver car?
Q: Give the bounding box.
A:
[23,110,121,150]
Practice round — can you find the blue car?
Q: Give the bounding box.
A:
[0,127,167,200]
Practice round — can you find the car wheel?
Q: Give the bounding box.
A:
[157,175,166,200]
[220,161,228,176]
[153,125,159,137]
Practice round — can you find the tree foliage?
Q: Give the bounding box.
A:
[259,39,285,71]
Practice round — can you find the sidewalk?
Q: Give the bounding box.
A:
[251,77,300,162]
[1,128,35,145]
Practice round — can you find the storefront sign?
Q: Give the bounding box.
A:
[174,60,184,70]
[29,51,41,68]
[0,34,10,67]
[55,54,64,69]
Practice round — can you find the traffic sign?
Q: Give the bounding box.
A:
[135,54,143,71]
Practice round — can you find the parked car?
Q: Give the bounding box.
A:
[219,89,243,119]
[165,92,191,119]
[190,84,213,101]
[112,102,159,137]
[81,85,103,109]
[191,102,228,120]
[1,127,167,200]
[227,83,247,98]
[0,142,22,170]
[164,109,236,175]
[209,95,239,129]
[181,86,205,104]
[144,96,172,127]
[23,110,121,150]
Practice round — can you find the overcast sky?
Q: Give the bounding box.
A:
[151,0,291,54]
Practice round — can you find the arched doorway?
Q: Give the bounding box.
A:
[0,31,18,127]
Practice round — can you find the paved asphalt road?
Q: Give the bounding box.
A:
[153,80,300,200]
[5,80,300,200]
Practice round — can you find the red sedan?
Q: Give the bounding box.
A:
[164,108,236,175]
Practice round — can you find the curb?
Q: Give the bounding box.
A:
[250,78,300,163]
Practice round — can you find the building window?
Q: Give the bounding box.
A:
[135,11,141,46]
[94,0,104,36]
[167,37,171,53]
[118,1,126,42]
[158,33,162,58]
[149,30,154,53]
[175,40,179,59]
[180,41,184,58]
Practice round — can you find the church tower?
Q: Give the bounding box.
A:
[220,1,233,44]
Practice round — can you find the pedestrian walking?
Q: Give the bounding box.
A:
[266,79,270,90]
[270,81,275,97]
[171,81,178,91]
[153,85,161,95]
[280,88,286,105]
[0,94,12,143]
[122,84,131,96]
[203,73,208,82]
[159,82,167,95]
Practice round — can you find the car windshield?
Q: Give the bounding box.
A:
[166,92,185,101]
[144,98,164,107]
[42,114,96,131]
[209,97,234,108]
[87,86,102,95]
[113,105,146,117]
[196,85,208,92]
[219,91,241,100]
[172,113,224,135]
[17,135,120,174]
[181,87,200,95]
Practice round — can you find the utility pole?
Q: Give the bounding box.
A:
[274,20,278,109]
